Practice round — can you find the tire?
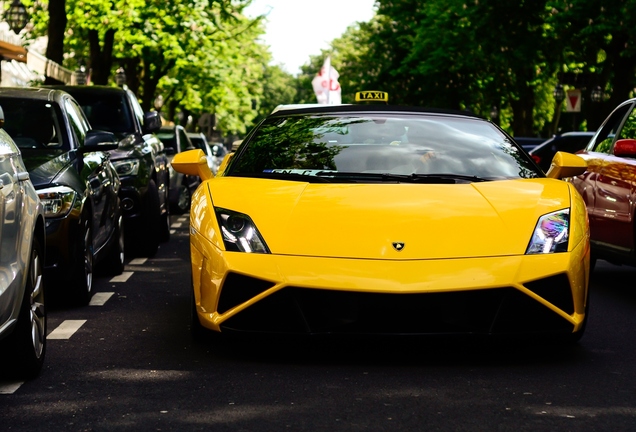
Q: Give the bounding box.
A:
[72,212,94,306]
[137,180,161,257]
[158,205,171,244]
[1,236,47,379]
[102,214,125,276]
[173,182,191,215]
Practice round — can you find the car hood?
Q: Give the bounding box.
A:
[20,148,74,188]
[206,178,573,259]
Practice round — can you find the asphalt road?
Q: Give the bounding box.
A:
[2,214,636,431]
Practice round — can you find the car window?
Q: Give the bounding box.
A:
[126,90,145,128]
[591,104,632,154]
[157,129,178,152]
[617,106,636,141]
[71,91,133,134]
[179,129,192,152]
[229,114,540,180]
[65,98,89,145]
[0,98,66,150]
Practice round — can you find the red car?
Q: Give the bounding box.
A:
[572,98,636,269]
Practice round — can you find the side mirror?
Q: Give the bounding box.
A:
[614,139,636,158]
[143,111,162,134]
[171,149,213,181]
[83,130,119,152]
[545,151,587,179]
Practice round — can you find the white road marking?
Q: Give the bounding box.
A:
[171,222,183,228]
[0,382,23,394]
[89,292,114,306]
[110,271,133,283]
[129,258,147,265]
[178,216,189,222]
[170,230,176,235]
[48,320,87,340]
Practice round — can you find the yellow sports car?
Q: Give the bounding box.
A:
[172,105,590,342]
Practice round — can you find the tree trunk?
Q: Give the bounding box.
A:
[88,29,116,85]
[44,0,67,85]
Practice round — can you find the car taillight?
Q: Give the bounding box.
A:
[532,154,541,164]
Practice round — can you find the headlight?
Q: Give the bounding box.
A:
[112,159,140,176]
[215,208,270,253]
[38,186,76,218]
[526,209,569,254]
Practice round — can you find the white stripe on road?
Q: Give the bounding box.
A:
[170,230,176,235]
[48,320,87,340]
[171,222,183,228]
[89,292,114,306]
[0,382,23,394]
[109,272,133,283]
[178,216,189,222]
[129,258,147,265]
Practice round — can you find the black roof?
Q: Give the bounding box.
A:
[45,85,128,96]
[0,87,60,102]
[268,104,484,120]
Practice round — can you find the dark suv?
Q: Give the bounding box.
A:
[51,85,171,257]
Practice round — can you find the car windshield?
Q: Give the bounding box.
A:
[71,92,133,134]
[227,112,541,182]
[0,98,67,150]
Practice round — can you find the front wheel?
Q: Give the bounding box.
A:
[1,236,46,379]
[173,183,191,215]
[72,213,94,306]
[102,214,125,276]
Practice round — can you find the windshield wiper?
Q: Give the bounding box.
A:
[233,172,333,183]
[314,171,489,183]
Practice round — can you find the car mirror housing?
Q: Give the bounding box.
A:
[171,149,213,181]
[613,139,636,158]
[143,111,162,134]
[545,151,587,179]
[83,130,119,152]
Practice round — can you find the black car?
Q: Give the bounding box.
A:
[50,85,170,257]
[157,125,200,214]
[0,87,123,305]
[528,132,595,172]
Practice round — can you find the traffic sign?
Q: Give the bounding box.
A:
[566,89,581,112]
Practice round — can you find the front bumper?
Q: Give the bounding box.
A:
[190,234,589,336]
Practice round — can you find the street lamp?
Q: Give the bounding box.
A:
[553,84,565,103]
[552,84,565,135]
[591,85,603,103]
[154,95,164,111]
[73,66,87,85]
[5,0,28,34]
[115,67,126,87]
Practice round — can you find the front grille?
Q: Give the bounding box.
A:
[220,287,574,336]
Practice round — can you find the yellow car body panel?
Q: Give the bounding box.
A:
[185,172,589,335]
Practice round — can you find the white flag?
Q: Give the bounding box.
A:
[311,56,341,105]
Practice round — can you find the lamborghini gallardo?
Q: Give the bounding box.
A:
[172,105,590,342]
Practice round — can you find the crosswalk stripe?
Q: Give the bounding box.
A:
[89,292,114,306]
[109,271,133,283]
[128,258,147,265]
[48,320,86,340]
[171,222,183,228]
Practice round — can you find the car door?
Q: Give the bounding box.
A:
[65,97,115,250]
[0,139,24,325]
[573,102,634,250]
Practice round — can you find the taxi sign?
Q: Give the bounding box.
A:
[355,91,389,103]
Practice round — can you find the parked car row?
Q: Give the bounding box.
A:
[0,85,211,380]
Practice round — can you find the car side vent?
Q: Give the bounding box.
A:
[524,274,574,315]
[217,272,276,314]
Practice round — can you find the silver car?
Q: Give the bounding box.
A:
[0,107,47,379]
